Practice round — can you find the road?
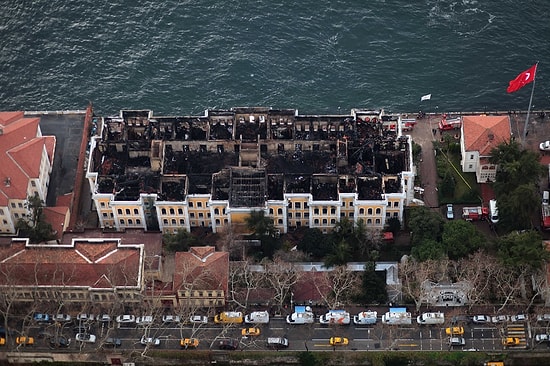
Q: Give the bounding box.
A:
[8,313,550,354]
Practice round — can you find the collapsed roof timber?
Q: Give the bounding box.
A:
[89,107,410,209]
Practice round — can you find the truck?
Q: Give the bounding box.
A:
[401,118,417,132]
[438,116,462,131]
[319,310,351,325]
[244,311,270,324]
[381,307,412,325]
[214,311,243,324]
[462,206,488,221]
[353,311,377,325]
[286,306,314,325]
[417,312,445,325]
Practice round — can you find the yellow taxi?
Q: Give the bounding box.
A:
[180,338,199,348]
[502,337,520,346]
[16,336,34,346]
[329,337,349,346]
[0,337,5,346]
[241,327,261,336]
[445,326,464,336]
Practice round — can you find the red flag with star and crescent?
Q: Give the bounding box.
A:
[507,64,537,93]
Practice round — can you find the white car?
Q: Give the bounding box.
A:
[446,204,454,220]
[162,315,180,323]
[511,314,527,322]
[136,316,154,325]
[76,333,96,343]
[540,141,550,151]
[116,315,136,323]
[472,315,490,323]
[491,315,510,323]
[140,335,160,346]
[536,334,550,342]
[76,314,95,322]
[53,314,72,322]
[537,314,550,322]
[189,315,208,324]
[99,314,111,322]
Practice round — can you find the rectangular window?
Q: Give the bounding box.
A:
[100,202,105,208]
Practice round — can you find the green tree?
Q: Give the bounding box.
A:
[497,230,549,270]
[162,228,198,252]
[439,169,455,198]
[441,220,485,259]
[15,195,55,243]
[489,141,543,231]
[298,228,330,259]
[355,261,388,304]
[408,206,445,247]
[411,239,446,261]
[386,217,401,235]
[324,239,353,267]
[245,210,280,259]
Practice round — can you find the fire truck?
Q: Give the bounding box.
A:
[462,206,488,221]
[438,116,462,131]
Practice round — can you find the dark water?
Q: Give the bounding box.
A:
[0,0,549,116]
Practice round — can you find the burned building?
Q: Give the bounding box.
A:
[86,107,415,234]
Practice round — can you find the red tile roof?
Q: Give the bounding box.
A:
[0,239,143,289]
[463,115,511,155]
[43,206,69,240]
[0,112,53,205]
[173,246,229,295]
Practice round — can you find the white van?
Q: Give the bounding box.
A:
[543,191,549,205]
[245,311,270,324]
[353,311,377,325]
[319,310,351,325]
[489,199,499,224]
[286,306,314,324]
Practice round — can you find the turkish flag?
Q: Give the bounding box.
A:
[507,64,537,93]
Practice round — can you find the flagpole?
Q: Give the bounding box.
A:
[522,61,539,147]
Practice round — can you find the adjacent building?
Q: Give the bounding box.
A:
[460,115,511,183]
[0,112,56,235]
[85,107,415,234]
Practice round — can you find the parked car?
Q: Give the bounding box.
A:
[0,338,5,346]
[445,326,464,336]
[53,314,72,323]
[241,327,261,337]
[218,338,238,350]
[140,335,160,347]
[189,315,208,324]
[136,316,154,325]
[15,336,34,346]
[103,337,122,348]
[540,141,550,151]
[76,333,96,343]
[76,314,95,322]
[446,204,454,219]
[537,314,550,322]
[99,314,111,322]
[511,314,527,322]
[449,337,466,346]
[472,315,490,323]
[116,315,136,323]
[491,315,510,323]
[329,337,349,346]
[162,315,180,323]
[49,336,70,348]
[33,313,50,323]
[180,338,199,348]
[535,334,550,342]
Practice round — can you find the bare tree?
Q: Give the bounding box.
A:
[263,257,299,311]
[313,265,360,309]
[400,256,448,310]
[228,260,265,309]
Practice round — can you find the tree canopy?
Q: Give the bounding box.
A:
[442,220,486,259]
[15,195,56,243]
[497,230,549,270]
[490,141,543,231]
